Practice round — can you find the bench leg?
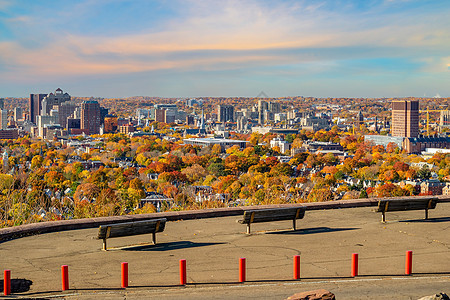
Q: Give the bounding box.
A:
[293,219,296,231]
[425,208,428,220]
[247,224,251,235]
[102,238,107,251]
[152,232,156,244]
[381,212,386,223]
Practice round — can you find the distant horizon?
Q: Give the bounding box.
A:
[1,92,448,100]
[1,1,449,98]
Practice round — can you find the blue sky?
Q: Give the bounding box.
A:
[0,0,449,98]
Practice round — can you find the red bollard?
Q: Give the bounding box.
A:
[179,259,186,285]
[121,262,128,288]
[61,265,69,291]
[405,251,413,275]
[351,253,358,277]
[4,269,11,296]
[239,258,246,283]
[293,255,300,280]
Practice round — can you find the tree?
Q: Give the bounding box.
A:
[182,164,207,183]
[417,166,431,179]
[207,162,227,177]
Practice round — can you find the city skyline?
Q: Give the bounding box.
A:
[0,0,449,98]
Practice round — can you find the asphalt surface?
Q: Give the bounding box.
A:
[0,204,449,299]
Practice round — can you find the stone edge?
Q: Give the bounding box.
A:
[1,196,449,242]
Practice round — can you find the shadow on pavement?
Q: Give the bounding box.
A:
[265,227,360,235]
[399,217,450,223]
[0,278,33,293]
[121,241,224,251]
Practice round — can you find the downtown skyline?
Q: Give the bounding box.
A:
[0,0,449,98]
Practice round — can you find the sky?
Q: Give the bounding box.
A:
[0,0,449,98]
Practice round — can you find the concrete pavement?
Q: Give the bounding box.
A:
[0,203,449,299]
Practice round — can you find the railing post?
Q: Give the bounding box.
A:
[4,270,11,296]
[351,253,358,277]
[239,258,246,282]
[121,262,128,288]
[179,259,186,285]
[405,251,412,275]
[61,265,69,291]
[293,255,300,280]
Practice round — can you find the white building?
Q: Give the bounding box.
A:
[270,136,291,154]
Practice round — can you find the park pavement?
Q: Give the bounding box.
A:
[0,203,449,299]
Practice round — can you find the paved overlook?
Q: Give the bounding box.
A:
[0,200,449,299]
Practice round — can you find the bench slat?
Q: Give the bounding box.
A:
[98,218,166,239]
[376,199,437,212]
[239,207,306,224]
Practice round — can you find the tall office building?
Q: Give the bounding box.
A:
[0,110,7,129]
[14,107,22,121]
[0,98,4,110]
[217,105,234,122]
[41,88,71,116]
[391,100,419,138]
[58,101,77,129]
[155,109,166,123]
[268,102,281,114]
[80,100,101,135]
[258,100,268,124]
[29,93,47,124]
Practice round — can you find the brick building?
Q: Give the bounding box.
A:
[391,100,419,138]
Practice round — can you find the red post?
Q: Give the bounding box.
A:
[405,251,413,275]
[61,265,69,291]
[4,270,11,296]
[179,259,186,285]
[239,258,246,283]
[351,253,358,277]
[293,255,300,280]
[121,262,128,288]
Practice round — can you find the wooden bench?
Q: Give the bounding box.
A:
[376,198,437,222]
[238,207,306,234]
[97,218,166,251]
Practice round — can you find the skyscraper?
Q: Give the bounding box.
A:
[258,100,268,124]
[14,107,22,121]
[217,105,234,122]
[81,100,101,135]
[58,101,77,129]
[391,100,419,137]
[29,93,47,124]
[0,110,7,129]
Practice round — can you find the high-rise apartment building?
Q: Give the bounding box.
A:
[391,100,419,138]
[80,100,101,135]
[217,105,234,122]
